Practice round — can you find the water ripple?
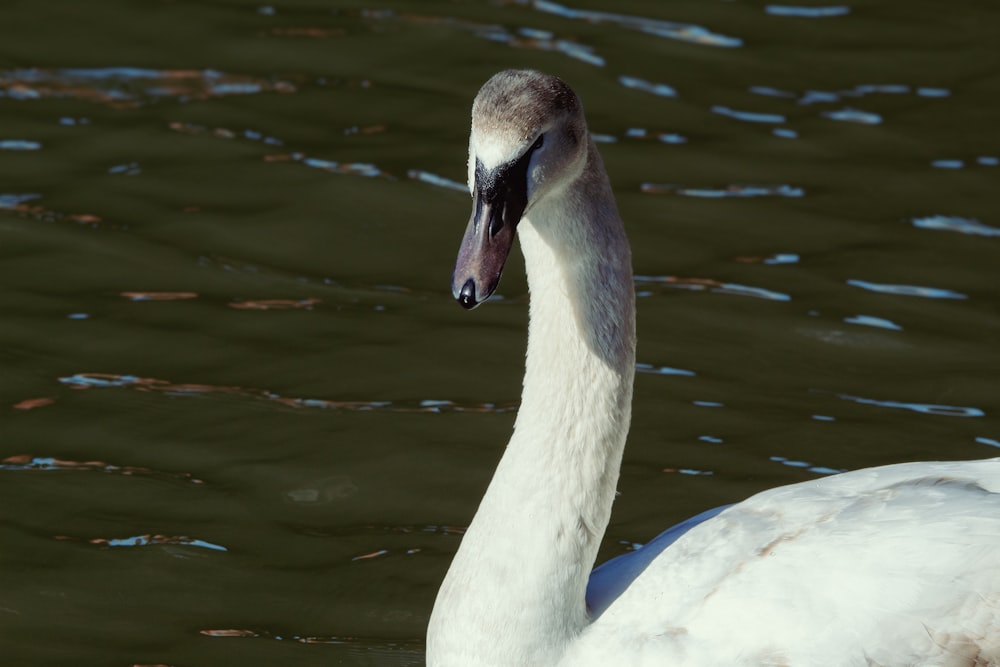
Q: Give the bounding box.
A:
[912,215,1000,237]
[745,81,949,130]
[762,253,800,265]
[229,298,321,310]
[843,314,902,331]
[796,84,947,105]
[0,68,296,108]
[0,139,41,151]
[765,5,851,18]
[618,75,677,98]
[168,120,285,146]
[770,455,845,475]
[12,398,56,410]
[407,169,467,192]
[169,120,470,194]
[0,193,110,228]
[635,275,791,302]
[121,291,199,301]
[200,627,424,650]
[108,161,142,176]
[846,279,967,300]
[295,154,386,178]
[931,159,964,169]
[711,105,786,124]
[636,362,696,377]
[712,283,791,301]
[821,108,882,125]
[0,193,41,209]
[55,533,226,551]
[58,372,518,414]
[168,120,395,181]
[663,468,714,476]
[640,183,804,198]
[837,392,984,417]
[0,454,204,484]
[380,10,605,66]
[622,128,687,144]
[528,0,743,48]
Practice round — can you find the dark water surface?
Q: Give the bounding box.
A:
[1,1,998,664]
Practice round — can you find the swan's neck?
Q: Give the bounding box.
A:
[428,145,636,665]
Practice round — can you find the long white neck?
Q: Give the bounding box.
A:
[428,142,636,666]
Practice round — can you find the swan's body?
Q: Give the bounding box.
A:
[427,69,1000,666]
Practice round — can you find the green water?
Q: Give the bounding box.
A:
[1,1,998,665]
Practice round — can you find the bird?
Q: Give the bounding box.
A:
[426,69,1000,667]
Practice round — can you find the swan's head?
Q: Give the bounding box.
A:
[452,69,588,309]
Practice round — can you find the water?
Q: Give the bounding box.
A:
[1,1,998,664]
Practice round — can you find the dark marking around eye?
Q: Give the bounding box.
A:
[566,125,579,146]
[532,134,544,150]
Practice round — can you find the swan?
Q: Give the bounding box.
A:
[426,69,1000,666]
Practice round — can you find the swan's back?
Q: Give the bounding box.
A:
[572,458,1000,666]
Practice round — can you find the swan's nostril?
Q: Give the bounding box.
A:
[458,278,478,309]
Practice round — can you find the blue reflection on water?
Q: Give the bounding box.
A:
[712,283,791,301]
[750,86,796,98]
[59,373,142,388]
[843,314,902,331]
[838,393,984,417]
[0,67,295,106]
[530,0,743,48]
[912,215,1000,237]
[634,275,791,302]
[765,5,850,17]
[711,105,786,124]
[0,193,40,208]
[636,362,696,377]
[0,139,41,150]
[641,183,803,198]
[771,455,844,475]
[619,75,677,98]
[106,535,227,551]
[822,108,882,124]
[916,87,951,97]
[408,170,466,192]
[847,279,967,300]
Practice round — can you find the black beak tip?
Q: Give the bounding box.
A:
[457,278,479,310]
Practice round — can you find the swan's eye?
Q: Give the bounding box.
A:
[532,134,544,151]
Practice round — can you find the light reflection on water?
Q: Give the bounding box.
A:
[912,215,1000,237]
[0,67,298,106]
[835,393,985,418]
[846,280,968,300]
[635,274,791,302]
[56,372,518,415]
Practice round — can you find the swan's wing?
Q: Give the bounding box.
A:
[577,458,1000,666]
[586,504,730,619]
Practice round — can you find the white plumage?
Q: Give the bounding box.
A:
[427,69,1000,667]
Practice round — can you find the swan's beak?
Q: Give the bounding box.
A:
[452,163,528,309]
